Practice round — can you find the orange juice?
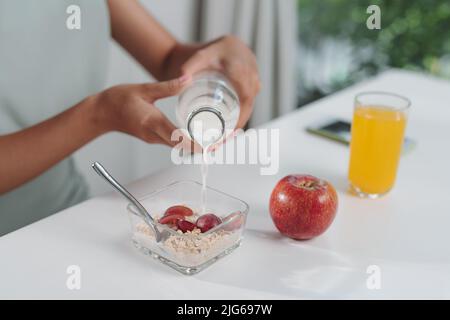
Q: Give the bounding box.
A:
[348,105,407,196]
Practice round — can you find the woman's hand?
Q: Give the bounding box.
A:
[0,76,193,195]
[94,76,190,147]
[107,1,259,128]
[179,36,261,129]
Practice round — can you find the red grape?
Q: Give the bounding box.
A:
[164,205,193,217]
[177,220,196,233]
[159,214,184,225]
[196,214,222,233]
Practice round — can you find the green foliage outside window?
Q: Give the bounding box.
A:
[297,0,450,104]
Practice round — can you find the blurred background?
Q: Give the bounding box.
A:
[75,0,450,196]
[297,0,450,105]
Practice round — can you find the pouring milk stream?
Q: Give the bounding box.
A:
[176,71,240,214]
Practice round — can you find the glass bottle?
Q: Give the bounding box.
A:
[176,71,240,148]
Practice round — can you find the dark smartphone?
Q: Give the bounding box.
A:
[306,118,415,154]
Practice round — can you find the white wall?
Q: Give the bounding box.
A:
[74,0,198,196]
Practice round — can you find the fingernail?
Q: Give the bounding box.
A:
[179,74,190,84]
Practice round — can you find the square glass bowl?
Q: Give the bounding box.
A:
[127,181,249,275]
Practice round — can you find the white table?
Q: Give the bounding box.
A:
[1,69,449,299]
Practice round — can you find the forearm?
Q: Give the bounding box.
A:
[0,96,105,195]
[107,0,202,80]
[108,0,177,80]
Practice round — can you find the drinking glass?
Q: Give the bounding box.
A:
[348,92,411,198]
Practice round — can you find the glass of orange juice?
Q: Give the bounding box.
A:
[348,92,411,198]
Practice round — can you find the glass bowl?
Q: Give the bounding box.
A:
[127,180,249,275]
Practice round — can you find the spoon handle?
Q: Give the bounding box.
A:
[91,162,154,223]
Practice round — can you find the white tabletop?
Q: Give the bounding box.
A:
[1,69,449,299]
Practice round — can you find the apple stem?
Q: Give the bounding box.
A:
[298,180,319,190]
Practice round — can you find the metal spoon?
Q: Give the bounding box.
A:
[92,161,169,242]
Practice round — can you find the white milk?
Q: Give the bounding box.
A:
[200,147,209,215]
[190,111,225,214]
[176,71,240,215]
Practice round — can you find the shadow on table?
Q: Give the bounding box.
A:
[245,229,285,241]
[193,228,365,298]
[105,224,365,298]
[320,172,349,195]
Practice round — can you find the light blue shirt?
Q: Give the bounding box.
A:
[0,0,110,235]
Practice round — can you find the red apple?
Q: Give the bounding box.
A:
[269,174,338,240]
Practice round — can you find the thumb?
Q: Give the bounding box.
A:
[144,75,191,100]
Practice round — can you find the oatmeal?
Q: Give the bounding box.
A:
[133,221,240,267]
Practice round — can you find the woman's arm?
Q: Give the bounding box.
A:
[0,78,188,195]
[0,97,102,194]
[108,0,195,80]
